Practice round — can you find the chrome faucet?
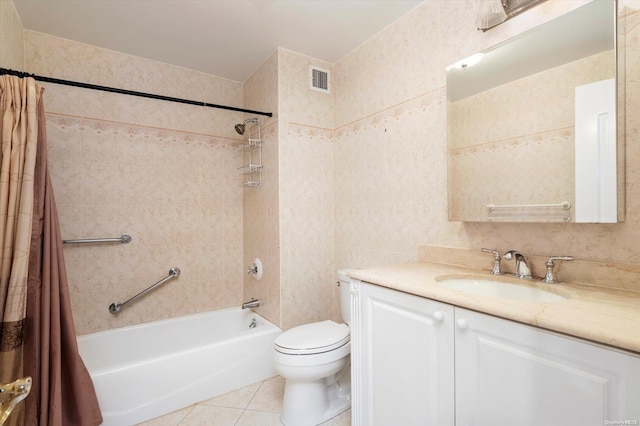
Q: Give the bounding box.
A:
[481,248,504,275]
[242,298,260,309]
[503,250,532,279]
[541,256,574,283]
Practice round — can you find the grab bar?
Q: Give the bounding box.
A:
[486,201,571,210]
[63,234,132,245]
[109,267,181,314]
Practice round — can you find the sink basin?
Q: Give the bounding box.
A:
[437,277,568,302]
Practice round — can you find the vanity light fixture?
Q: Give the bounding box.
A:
[446,52,485,70]
[476,0,548,31]
[475,0,507,30]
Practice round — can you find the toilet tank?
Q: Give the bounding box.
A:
[337,269,356,325]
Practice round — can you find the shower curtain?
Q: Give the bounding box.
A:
[0,75,102,425]
[0,74,37,426]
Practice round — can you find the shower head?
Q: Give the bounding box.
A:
[234,118,259,135]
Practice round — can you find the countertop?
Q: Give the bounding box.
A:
[349,262,640,354]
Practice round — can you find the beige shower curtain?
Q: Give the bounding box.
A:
[0,75,102,425]
[0,74,38,426]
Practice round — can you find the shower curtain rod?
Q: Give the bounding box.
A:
[0,67,273,117]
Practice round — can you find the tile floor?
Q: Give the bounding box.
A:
[137,376,351,426]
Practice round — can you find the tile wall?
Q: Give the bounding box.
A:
[242,51,281,326]
[277,49,338,329]
[334,0,640,273]
[0,0,23,69]
[242,48,337,330]
[22,30,247,334]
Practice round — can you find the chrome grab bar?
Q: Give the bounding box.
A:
[486,201,571,210]
[109,267,181,314]
[63,234,132,245]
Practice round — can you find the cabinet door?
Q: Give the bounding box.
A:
[353,281,454,426]
[454,307,640,426]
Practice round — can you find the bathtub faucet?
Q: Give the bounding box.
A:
[242,298,260,309]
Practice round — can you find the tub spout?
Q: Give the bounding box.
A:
[242,298,260,309]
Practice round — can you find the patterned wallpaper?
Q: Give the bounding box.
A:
[0,0,23,68]
[334,0,640,271]
[46,116,244,333]
[23,30,247,334]
[5,0,640,335]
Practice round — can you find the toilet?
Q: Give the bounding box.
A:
[274,269,355,426]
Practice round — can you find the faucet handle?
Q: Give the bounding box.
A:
[481,248,504,275]
[541,256,574,283]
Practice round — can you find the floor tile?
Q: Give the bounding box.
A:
[136,406,193,426]
[246,380,285,413]
[136,376,352,426]
[235,409,283,426]
[178,405,243,426]
[198,382,262,409]
[320,409,351,426]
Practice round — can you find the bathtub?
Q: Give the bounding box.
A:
[77,307,281,426]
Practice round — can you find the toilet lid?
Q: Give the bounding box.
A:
[275,320,350,355]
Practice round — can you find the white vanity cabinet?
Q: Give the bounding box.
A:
[454,307,640,426]
[351,281,455,426]
[352,281,640,426]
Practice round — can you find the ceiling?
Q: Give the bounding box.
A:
[13,0,423,82]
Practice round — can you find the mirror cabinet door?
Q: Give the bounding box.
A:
[446,0,623,223]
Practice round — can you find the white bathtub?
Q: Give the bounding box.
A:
[77,308,281,426]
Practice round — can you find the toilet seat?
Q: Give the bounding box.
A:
[275,320,350,355]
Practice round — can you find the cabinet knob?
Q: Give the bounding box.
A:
[433,311,444,323]
[456,318,469,331]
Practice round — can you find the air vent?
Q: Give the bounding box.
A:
[310,66,330,93]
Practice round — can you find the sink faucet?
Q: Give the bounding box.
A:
[503,250,532,279]
[481,248,504,275]
[242,298,260,309]
[541,256,574,283]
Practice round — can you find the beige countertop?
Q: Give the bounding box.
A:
[349,262,640,354]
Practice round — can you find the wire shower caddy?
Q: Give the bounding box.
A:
[238,122,262,186]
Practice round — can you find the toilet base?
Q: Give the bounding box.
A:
[280,364,351,426]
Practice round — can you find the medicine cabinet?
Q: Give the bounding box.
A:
[446,0,624,223]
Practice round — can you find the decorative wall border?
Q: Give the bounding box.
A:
[449,127,574,158]
[45,112,240,150]
[334,87,445,139]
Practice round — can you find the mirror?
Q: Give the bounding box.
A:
[446,0,623,223]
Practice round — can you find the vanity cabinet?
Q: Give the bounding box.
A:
[455,307,640,425]
[352,281,640,426]
[352,281,455,425]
